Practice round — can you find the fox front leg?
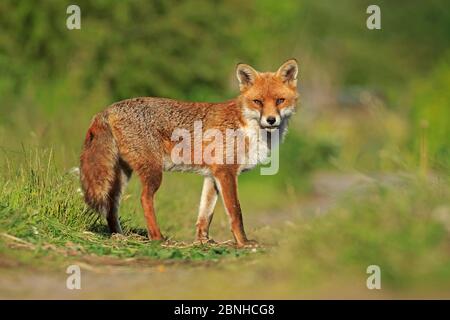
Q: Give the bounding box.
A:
[213,168,257,247]
[195,176,219,244]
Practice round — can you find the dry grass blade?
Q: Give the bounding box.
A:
[0,232,35,249]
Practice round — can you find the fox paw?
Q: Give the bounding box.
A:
[149,234,166,242]
[236,240,259,248]
[194,238,216,245]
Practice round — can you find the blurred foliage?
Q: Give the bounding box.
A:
[0,0,256,101]
[0,0,448,224]
[277,175,450,291]
[0,0,448,175]
[293,0,450,90]
[409,55,450,169]
[1,0,449,100]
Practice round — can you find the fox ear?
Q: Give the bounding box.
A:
[276,59,298,86]
[236,63,258,90]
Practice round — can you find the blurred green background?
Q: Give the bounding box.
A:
[0,0,449,298]
[1,0,449,172]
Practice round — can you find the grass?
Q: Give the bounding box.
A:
[1,146,450,298]
[150,173,450,299]
[0,118,328,263]
[0,149,261,263]
[278,175,450,291]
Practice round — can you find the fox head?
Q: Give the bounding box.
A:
[236,59,299,131]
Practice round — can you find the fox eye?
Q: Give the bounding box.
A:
[276,98,285,106]
[253,99,263,107]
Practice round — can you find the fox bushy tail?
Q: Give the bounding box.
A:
[80,113,128,233]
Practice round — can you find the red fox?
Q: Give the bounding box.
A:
[80,59,299,247]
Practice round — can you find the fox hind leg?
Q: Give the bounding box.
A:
[138,166,164,240]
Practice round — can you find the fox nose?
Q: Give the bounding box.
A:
[266,117,276,125]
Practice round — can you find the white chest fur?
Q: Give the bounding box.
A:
[239,118,288,174]
[242,120,269,169]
